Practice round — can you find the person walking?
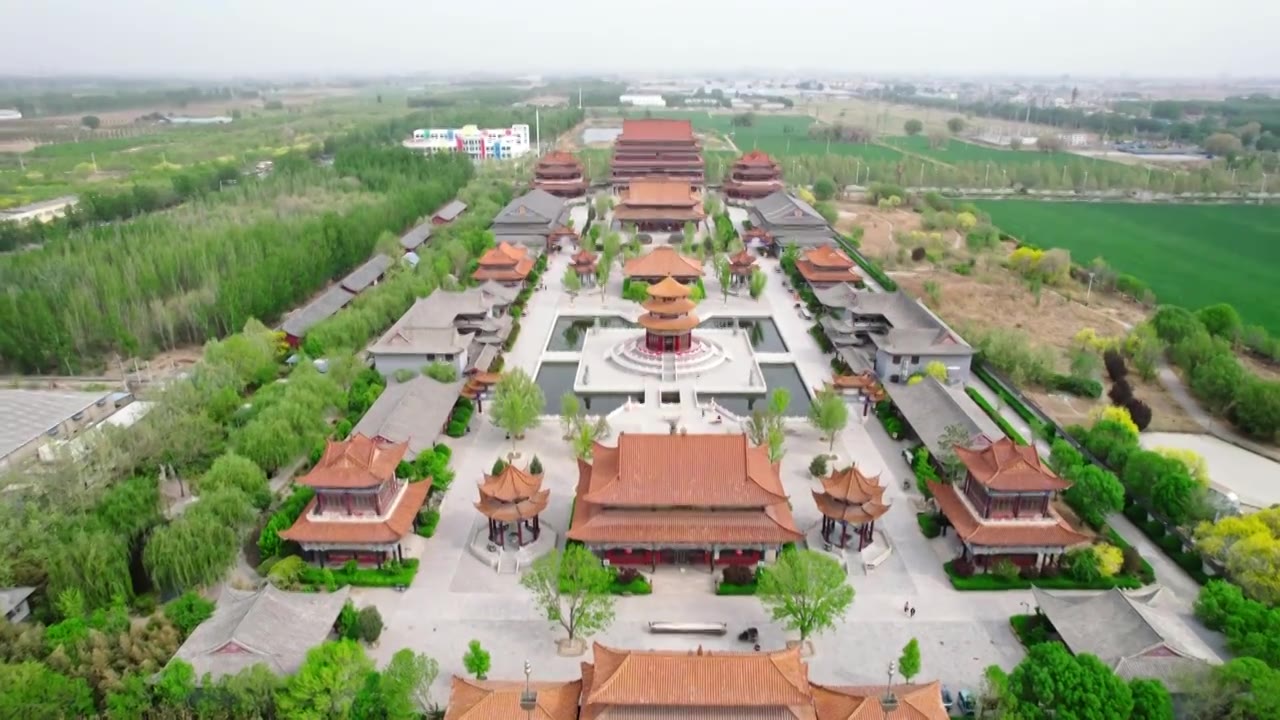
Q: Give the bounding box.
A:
[903,602,910,615]
[909,606,916,619]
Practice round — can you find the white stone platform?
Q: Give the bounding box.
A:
[575,327,765,397]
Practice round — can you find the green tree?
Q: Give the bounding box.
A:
[1069,347,1100,381]
[1233,378,1280,441]
[81,115,101,130]
[812,177,836,201]
[163,591,215,638]
[1204,132,1244,158]
[934,424,973,482]
[376,649,440,720]
[199,451,271,509]
[490,368,545,455]
[1183,658,1280,720]
[1005,642,1133,720]
[560,391,582,439]
[356,606,384,643]
[748,268,766,300]
[808,388,849,454]
[1063,464,1125,528]
[105,672,153,720]
[463,639,491,680]
[569,414,610,461]
[1127,678,1174,720]
[596,257,613,304]
[0,661,95,719]
[904,119,924,135]
[898,638,921,681]
[1198,303,1243,342]
[423,361,458,382]
[946,117,966,134]
[154,659,197,708]
[277,640,375,720]
[756,548,854,643]
[520,544,615,650]
[562,265,582,296]
[716,255,731,303]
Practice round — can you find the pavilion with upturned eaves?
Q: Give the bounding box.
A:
[533,151,587,198]
[637,276,698,353]
[728,248,757,287]
[813,465,889,551]
[571,249,598,286]
[475,461,549,548]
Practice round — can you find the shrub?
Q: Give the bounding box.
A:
[164,592,215,638]
[917,513,941,538]
[1093,544,1123,577]
[1121,546,1144,577]
[808,455,829,477]
[1125,398,1153,430]
[529,455,543,475]
[1068,548,1101,583]
[722,565,755,586]
[298,558,420,589]
[951,558,975,578]
[1049,374,1102,398]
[1109,378,1134,405]
[356,606,384,643]
[1019,565,1041,580]
[992,558,1020,582]
[910,247,926,262]
[337,600,359,639]
[392,368,417,383]
[1103,348,1128,381]
[416,509,441,538]
[615,567,641,585]
[491,458,507,475]
[1158,534,1182,554]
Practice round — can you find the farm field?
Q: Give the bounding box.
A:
[647,110,905,161]
[976,201,1280,333]
[887,135,1104,167]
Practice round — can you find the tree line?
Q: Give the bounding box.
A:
[0,86,257,119]
[0,143,473,373]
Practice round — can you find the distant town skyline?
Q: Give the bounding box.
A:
[3,0,1278,80]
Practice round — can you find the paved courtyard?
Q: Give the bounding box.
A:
[350,247,1055,704]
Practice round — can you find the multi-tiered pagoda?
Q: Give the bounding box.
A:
[637,276,698,353]
[813,465,889,551]
[723,150,784,200]
[533,151,587,198]
[475,461,549,548]
[610,119,704,190]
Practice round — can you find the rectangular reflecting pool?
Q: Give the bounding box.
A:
[535,361,813,417]
[699,317,788,353]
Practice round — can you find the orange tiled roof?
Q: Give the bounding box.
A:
[929,481,1089,549]
[831,371,878,390]
[737,150,780,166]
[572,249,598,264]
[641,297,696,315]
[637,314,699,332]
[581,644,814,719]
[476,489,550,522]
[796,259,861,285]
[623,247,703,279]
[538,151,582,167]
[622,179,701,207]
[812,682,949,720]
[445,676,582,720]
[583,434,788,507]
[473,257,534,282]
[568,504,802,545]
[730,249,757,267]
[477,241,529,266]
[803,245,855,270]
[279,480,430,545]
[619,119,695,142]
[479,463,545,503]
[298,434,407,490]
[647,275,693,298]
[956,437,1070,492]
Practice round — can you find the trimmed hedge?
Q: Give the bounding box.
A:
[299,558,420,589]
[416,509,441,538]
[1048,373,1103,399]
[716,579,759,596]
[917,513,941,538]
[835,236,896,290]
[257,486,316,559]
[943,560,1142,591]
[610,575,652,595]
[973,364,1052,440]
[1009,613,1057,648]
[964,386,1028,445]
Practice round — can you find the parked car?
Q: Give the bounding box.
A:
[940,686,954,711]
[956,689,976,716]
[901,447,915,467]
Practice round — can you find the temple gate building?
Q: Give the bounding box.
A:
[612,178,704,232]
[610,119,704,189]
[928,437,1089,570]
[472,241,535,286]
[280,434,430,567]
[723,150,784,200]
[622,246,703,284]
[568,433,802,570]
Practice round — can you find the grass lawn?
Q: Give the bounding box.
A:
[975,201,1280,334]
[885,135,1095,167]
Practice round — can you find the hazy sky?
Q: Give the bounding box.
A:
[3,0,1278,79]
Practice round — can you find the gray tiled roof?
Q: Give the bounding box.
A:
[812,283,859,309]
[340,254,393,293]
[433,200,468,222]
[1032,587,1220,690]
[368,287,510,356]
[493,189,566,225]
[881,377,1002,458]
[399,222,433,251]
[850,291,974,357]
[0,587,35,616]
[170,585,349,681]
[0,389,113,461]
[353,376,465,458]
[750,191,828,228]
[281,285,356,338]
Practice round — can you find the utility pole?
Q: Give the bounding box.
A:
[535,107,541,157]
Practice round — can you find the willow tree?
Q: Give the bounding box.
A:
[45,527,134,609]
[144,514,239,594]
[490,368,545,457]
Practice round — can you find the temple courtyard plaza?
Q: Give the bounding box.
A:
[353,249,1215,702]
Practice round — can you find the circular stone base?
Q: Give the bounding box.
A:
[608,336,728,379]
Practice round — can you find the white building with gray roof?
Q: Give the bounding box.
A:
[490,188,570,247]
[0,389,121,471]
[168,584,349,681]
[746,190,836,246]
[368,286,514,377]
[826,289,975,384]
[880,377,1003,459]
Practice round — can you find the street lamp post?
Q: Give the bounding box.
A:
[519,660,536,719]
[879,660,899,718]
